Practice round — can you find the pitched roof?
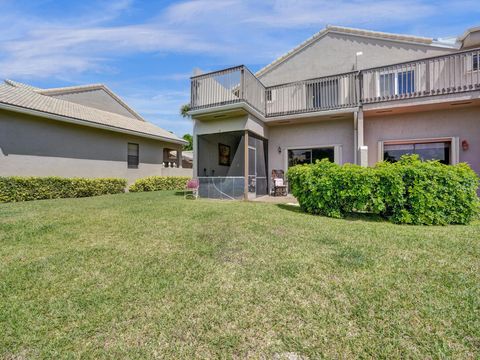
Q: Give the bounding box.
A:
[4,79,42,91]
[37,83,146,121]
[0,82,186,145]
[255,25,459,78]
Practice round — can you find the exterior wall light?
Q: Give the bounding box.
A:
[278,146,282,154]
[462,140,469,151]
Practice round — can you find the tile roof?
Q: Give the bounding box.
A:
[37,83,146,121]
[0,82,186,145]
[255,25,459,78]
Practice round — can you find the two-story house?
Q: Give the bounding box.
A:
[189,25,480,199]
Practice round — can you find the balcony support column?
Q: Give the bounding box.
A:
[244,130,249,201]
[355,108,368,167]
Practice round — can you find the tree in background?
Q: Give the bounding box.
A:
[180,104,191,118]
[180,104,193,150]
[182,134,193,151]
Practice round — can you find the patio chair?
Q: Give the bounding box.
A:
[184,178,199,199]
[271,170,287,196]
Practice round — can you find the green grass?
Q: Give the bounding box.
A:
[1,192,479,359]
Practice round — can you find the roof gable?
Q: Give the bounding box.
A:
[38,84,145,121]
[256,25,458,79]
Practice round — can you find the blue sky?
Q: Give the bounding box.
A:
[0,0,478,137]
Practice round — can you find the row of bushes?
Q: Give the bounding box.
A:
[0,175,193,203]
[0,177,127,203]
[288,155,479,225]
[128,176,190,192]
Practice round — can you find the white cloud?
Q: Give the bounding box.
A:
[0,0,461,79]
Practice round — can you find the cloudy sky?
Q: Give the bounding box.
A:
[0,0,478,136]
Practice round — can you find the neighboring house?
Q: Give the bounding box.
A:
[0,80,192,183]
[166,149,193,168]
[189,25,480,199]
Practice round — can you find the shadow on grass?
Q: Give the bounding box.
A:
[276,204,387,223]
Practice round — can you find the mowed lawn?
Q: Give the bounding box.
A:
[1,192,479,359]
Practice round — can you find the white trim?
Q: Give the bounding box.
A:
[378,136,458,164]
[0,102,187,146]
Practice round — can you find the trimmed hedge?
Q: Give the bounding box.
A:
[129,176,190,192]
[0,176,127,203]
[288,155,479,225]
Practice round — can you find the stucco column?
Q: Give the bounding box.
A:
[244,130,249,201]
[355,108,368,167]
[163,148,170,167]
[177,149,183,168]
[192,122,198,177]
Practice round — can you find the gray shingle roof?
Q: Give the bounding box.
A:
[0,82,186,145]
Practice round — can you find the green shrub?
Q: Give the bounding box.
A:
[375,156,479,225]
[129,176,190,192]
[288,156,479,225]
[0,177,127,203]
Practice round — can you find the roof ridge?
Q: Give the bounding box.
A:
[255,25,457,78]
[4,79,42,91]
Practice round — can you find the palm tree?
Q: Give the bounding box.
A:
[180,104,191,118]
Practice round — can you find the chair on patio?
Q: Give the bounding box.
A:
[184,178,199,199]
[271,170,287,196]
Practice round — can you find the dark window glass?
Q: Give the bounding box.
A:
[384,141,450,164]
[312,147,334,163]
[128,143,139,168]
[288,147,334,167]
[473,54,479,71]
[288,149,311,167]
[397,70,415,94]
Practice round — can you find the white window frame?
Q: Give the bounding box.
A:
[376,68,416,97]
[377,137,459,165]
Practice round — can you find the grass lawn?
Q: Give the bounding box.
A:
[1,191,479,359]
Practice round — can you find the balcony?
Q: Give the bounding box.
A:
[362,49,480,103]
[190,48,480,118]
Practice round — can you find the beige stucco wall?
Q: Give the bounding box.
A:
[0,110,182,184]
[51,89,138,120]
[364,106,480,175]
[259,33,455,86]
[268,117,355,172]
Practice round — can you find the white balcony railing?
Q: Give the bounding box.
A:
[362,49,480,102]
[190,48,480,117]
[190,65,266,115]
[266,72,358,116]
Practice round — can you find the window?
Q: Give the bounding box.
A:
[128,143,139,168]
[378,70,415,97]
[288,147,334,167]
[379,73,395,97]
[474,54,479,71]
[383,141,450,164]
[266,90,272,102]
[306,80,339,109]
[398,70,415,94]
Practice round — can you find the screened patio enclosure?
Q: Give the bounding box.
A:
[197,131,268,199]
